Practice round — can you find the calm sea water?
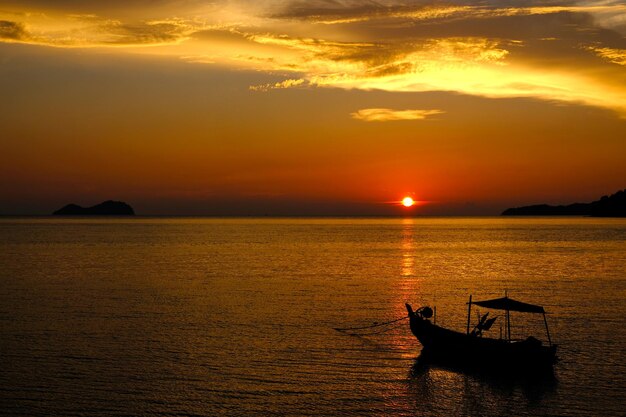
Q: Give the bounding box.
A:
[1,217,625,416]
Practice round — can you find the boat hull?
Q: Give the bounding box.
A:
[407,306,557,372]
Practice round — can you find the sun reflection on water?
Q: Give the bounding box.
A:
[402,218,415,278]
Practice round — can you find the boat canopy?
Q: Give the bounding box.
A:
[472,297,545,314]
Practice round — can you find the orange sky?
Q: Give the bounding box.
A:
[1,0,625,215]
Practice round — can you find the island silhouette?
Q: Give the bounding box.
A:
[502,189,625,217]
[53,200,135,216]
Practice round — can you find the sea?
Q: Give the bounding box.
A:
[1,217,625,416]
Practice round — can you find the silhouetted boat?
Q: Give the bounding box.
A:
[406,295,557,373]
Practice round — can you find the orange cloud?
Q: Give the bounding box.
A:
[351,108,445,122]
[587,46,626,66]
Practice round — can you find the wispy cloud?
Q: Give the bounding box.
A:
[0,14,199,47]
[351,108,445,122]
[272,2,626,27]
[249,78,306,91]
[587,46,626,66]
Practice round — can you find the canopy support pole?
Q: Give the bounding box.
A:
[506,308,511,342]
[505,291,511,342]
[466,295,472,335]
[543,312,552,346]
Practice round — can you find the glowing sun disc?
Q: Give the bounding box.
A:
[402,197,415,207]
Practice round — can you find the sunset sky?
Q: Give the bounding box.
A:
[1,0,625,215]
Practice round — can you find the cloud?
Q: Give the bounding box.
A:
[351,108,445,122]
[250,78,306,91]
[587,46,626,66]
[97,19,196,45]
[1,1,626,115]
[0,14,198,47]
[272,2,626,28]
[0,20,29,41]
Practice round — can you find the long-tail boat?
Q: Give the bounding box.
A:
[406,295,557,372]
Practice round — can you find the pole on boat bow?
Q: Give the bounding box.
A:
[505,291,511,342]
[543,311,552,346]
[466,295,472,335]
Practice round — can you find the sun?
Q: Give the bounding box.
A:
[402,197,415,207]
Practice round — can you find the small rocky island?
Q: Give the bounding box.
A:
[502,189,625,217]
[53,200,135,216]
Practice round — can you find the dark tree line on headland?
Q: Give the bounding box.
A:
[502,189,626,217]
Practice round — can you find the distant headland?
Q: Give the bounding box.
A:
[53,200,135,216]
[502,189,625,217]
